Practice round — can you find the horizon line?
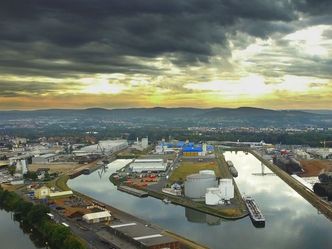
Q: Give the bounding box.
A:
[0,106,331,112]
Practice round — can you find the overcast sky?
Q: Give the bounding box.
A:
[0,0,331,110]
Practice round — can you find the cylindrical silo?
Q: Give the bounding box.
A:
[219,178,234,200]
[184,173,217,199]
[205,187,221,205]
[199,170,215,176]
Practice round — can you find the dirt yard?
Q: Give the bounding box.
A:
[28,163,81,174]
[300,160,332,177]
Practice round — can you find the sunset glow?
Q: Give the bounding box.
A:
[0,1,331,110]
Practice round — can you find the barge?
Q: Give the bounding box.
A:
[226,160,238,177]
[243,196,265,227]
[117,185,148,198]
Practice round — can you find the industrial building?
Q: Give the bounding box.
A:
[13,159,28,174]
[183,146,203,157]
[131,137,149,151]
[107,159,133,170]
[49,190,73,199]
[182,143,213,157]
[154,143,175,154]
[106,221,180,249]
[129,159,167,173]
[34,186,73,199]
[34,186,51,199]
[32,153,59,164]
[141,137,148,149]
[82,211,112,224]
[184,173,217,199]
[74,140,128,156]
[9,154,32,165]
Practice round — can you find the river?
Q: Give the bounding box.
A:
[0,209,47,249]
[68,151,332,249]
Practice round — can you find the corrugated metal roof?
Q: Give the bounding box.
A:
[183,146,203,152]
[83,211,111,220]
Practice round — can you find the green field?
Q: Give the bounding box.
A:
[168,160,222,183]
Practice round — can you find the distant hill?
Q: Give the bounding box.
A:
[301,110,332,115]
[0,107,331,128]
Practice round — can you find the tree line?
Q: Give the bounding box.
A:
[0,186,86,249]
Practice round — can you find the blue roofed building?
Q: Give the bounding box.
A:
[176,141,186,148]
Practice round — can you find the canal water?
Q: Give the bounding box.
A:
[0,209,46,249]
[68,151,332,249]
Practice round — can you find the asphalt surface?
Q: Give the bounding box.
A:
[147,154,180,192]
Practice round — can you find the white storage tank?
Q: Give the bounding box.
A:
[219,179,234,201]
[199,170,215,176]
[184,173,217,199]
[205,187,221,205]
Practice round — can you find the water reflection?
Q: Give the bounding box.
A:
[185,208,221,225]
[0,209,47,249]
[68,153,332,249]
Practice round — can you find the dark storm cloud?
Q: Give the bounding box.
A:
[0,80,82,97]
[294,0,332,16]
[0,0,330,93]
[0,1,299,74]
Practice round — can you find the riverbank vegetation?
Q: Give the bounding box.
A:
[0,186,86,249]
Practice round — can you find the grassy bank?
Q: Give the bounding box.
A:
[147,188,246,219]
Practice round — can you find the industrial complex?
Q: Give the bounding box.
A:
[1,133,332,249]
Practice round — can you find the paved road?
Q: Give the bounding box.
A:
[147,154,180,192]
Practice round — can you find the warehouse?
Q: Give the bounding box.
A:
[183,146,203,157]
[182,143,212,157]
[32,154,59,164]
[129,159,166,173]
[107,221,180,249]
[74,140,128,156]
[34,186,51,199]
[49,190,73,199]
[83,211,112,224]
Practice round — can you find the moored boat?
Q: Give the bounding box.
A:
[243,196,265,227]
[163,198,171,204]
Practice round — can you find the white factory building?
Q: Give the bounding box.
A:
[74,140,128,156]
[83,211,112,224]
[129,159,166,173]
[131,137,149,151]
[32,153,59,164]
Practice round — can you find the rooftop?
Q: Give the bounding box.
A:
[109,221,178,247]
[134,159,163,163]
[83,211,111,220]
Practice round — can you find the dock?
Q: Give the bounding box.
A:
[117,185,149,198]
[250,149,332,221]
[68,160,103,179]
